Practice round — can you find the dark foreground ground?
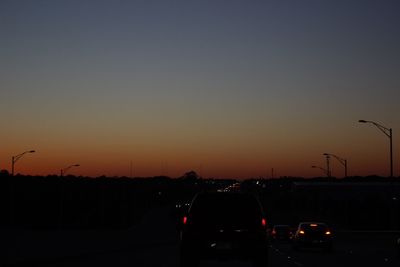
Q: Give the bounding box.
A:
[3,205,399,267]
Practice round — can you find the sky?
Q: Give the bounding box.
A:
[1,0,400,178]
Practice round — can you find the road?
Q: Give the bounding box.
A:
[269,232,399,267]
[6,206,400,267]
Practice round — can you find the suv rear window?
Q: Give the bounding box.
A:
[188,193,263,229]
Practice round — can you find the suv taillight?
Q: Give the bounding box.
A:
[183,216,188,225]
[261,218,267,227]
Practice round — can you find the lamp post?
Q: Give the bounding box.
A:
[311,165,329,177]
[58,164,80,227]
[359,120,393,177]
[323,154,332,178]
[60,164,80,177]
[11,150,36,176]
[324,153,347,178]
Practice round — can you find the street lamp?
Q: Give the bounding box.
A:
[324,153,347,177]
[322,154,332,178]
[60,164,80,177]
[311,165,329,177]
[11,150,36,176]
[359,120,393,177]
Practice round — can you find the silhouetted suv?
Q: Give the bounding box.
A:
[180,192,269,267]
[292,222,333,252]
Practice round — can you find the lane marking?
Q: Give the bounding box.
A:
[271,245,305,267]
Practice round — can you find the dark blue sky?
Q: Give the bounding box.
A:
[1,0,400,177]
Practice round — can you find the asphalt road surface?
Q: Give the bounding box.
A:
[6,206,400,267]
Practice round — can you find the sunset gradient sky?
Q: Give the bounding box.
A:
[1,0,400,178]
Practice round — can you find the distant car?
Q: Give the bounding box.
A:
[271,225,292,242]
[180,191,269,267]
[292,222,333,252]
[172,201,191,229]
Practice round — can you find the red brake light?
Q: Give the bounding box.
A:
[261,218,267,227]
[183,216,187,225]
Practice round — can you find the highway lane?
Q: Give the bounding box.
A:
[269,232,400,267]
[9,205,400,267]
[46,240,399,267]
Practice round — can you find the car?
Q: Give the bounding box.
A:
[180,191,269,267]
[171,201,191,230]
[271,225,292,242]
[292,222,333,252]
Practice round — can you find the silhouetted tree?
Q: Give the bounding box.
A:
[0,169,9,177]
[181,170,200,181]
